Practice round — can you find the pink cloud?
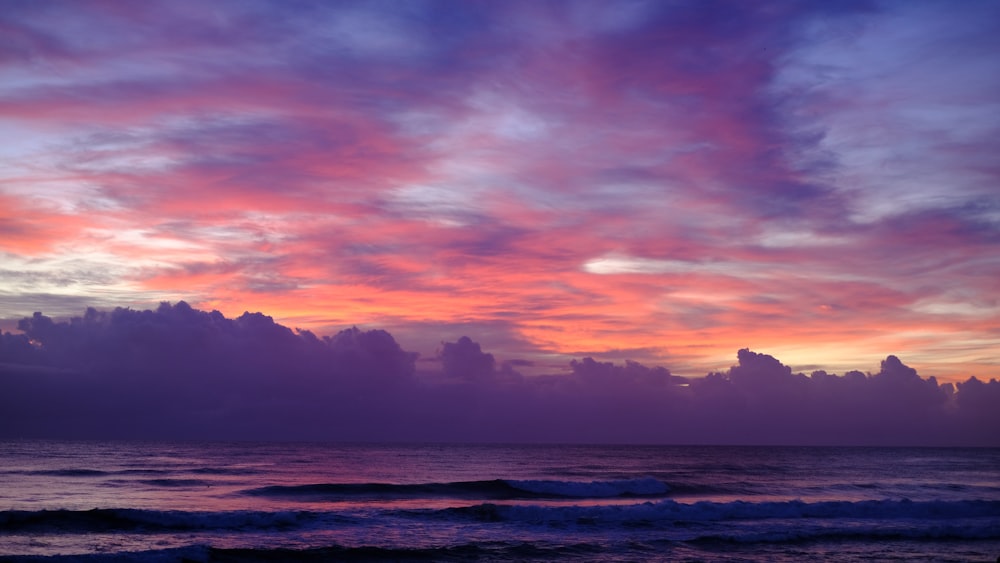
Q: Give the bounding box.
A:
[1,1,997,385]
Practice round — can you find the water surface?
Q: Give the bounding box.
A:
[1,442,998,561]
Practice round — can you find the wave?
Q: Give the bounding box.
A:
[508,477,668,497]
[0,542,607,562]
[136,478,213,488]
[3,467,257,478]
[434,498,1000,528]
[659,481,758,497]
[0,508,352,533]
[245,477,670,501]
[188,466,263,476]
[8,469,110,477]
[2,499,996,541]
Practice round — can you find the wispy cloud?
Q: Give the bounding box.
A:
[1,0,998,382]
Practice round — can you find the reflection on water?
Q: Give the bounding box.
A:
[1,442,999,560]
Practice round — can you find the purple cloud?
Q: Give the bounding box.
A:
[439,336,496,380]
[2,303,997,445]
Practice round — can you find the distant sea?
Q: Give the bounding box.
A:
[1,442,998,562]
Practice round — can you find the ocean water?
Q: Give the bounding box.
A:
[0,442,998,562]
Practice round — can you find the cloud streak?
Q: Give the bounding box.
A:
[1,0,998,383]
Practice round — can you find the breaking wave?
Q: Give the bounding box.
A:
[5,499,996,540]
[0,508,352,533]
[245,477,670,500]
[435,498,1000,526]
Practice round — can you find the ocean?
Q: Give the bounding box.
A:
[0,442,998,562]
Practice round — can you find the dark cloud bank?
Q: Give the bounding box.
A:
[1,303,997,446]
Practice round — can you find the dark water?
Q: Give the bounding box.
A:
[1,442,998,561]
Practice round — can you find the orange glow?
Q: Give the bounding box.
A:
[2,0,997,388]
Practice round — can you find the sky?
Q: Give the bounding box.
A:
[1,0,999,387]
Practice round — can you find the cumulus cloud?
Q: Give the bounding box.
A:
[1,304,997,445]
[439,336,496,380]
[1,303,418,440]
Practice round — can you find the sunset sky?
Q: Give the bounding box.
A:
[2,0,998,383]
